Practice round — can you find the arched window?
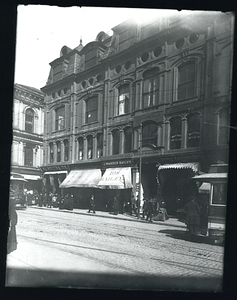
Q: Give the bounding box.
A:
[55,106,65,131]
[124,127,132,153]
[86,96,98,123]
[142,123,158,146]
[25,108,34,133]
[97,133,103,158]
[142,68,159,108]
[118,84,129,115]
[187,113,200,148]
[49,143,54,163]
[112,129,120,155]
[178,62,195,100]
[56,141,61,162]
[24,143,33,166]
[218,108,230,145]
[87,135,93,159]
[64,140,69,161]
[78,137,84,160]
[170,117,182,149]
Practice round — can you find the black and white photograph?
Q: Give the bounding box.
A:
[4,5,235,293]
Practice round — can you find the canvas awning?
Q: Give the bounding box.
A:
[59,169,101,188]
[158,163,199,173]
[97,167,133,189]
[44,170,68,175]
[23,175,41,181]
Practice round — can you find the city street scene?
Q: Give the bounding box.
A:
[6,6,233,291]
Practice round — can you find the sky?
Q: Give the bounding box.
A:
[14,5,192,90]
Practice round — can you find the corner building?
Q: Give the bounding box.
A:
[41,11,233,214]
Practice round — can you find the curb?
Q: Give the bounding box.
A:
[28,206,187,229]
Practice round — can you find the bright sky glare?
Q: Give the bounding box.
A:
[14,5,190,90]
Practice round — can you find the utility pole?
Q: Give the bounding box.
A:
[138,123,142,219]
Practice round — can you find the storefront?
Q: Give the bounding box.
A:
[157,163,200,216]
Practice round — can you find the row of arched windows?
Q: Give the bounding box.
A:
[49,140,69,163]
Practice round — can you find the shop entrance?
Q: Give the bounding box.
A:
[159,169,198,216]
[141,163,158,199]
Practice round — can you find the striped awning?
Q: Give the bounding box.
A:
[97,167,133,189]
[59,169,101,188]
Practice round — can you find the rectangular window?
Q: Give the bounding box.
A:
[25,145,33,166]
[178,63,195,100]
[113,130,120,155]
[142,76,159,108]
[78,138,83,160]
[49,144,54,163]
[87,136,93,159]
[55,107,65,131]
[118,85,129,115]
[97,134,103,158]
[86,97,98,123]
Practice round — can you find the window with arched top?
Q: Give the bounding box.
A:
[142,123,158,147]
[49,143,54,163]
[64,140,69,161]
[56,141,61,162]
[178,62,196,100]
[218,108,230,145]
[25,108,34,133]
[97,133,103,158]
[78,137,84,160]
[86,96,98,123]
[24,143,33,166]
[124,127,132,153]
[187,113,200,148]
[112,129,120,155]
[170,117,182,149]
[142,68,159,108]
[55,106,65,131]
[87,135,93,159]
[118,84,130,115]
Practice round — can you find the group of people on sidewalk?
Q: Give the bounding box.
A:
[142,199,169,222]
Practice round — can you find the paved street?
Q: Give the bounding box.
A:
[5,207,224,291]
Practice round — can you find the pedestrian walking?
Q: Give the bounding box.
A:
[88,194,96,213]
[185,195,200,235]
[146,199,153,222]
[7,188,18,254]
[142,199,148,219]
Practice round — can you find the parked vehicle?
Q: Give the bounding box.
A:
[10,173,27,209]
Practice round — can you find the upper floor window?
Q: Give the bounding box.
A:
[142,68,159,108]
[78,137,84,160]
[170,117,182,149]
[87,135,93,159]
[112,129,120,155]
[178,62,195,100]
[124,127,132,153]
[118,84,129,115]
[142,123,158,146]
[218,108,230,145]
[64,140,69,161]
[25,108,34,133]
[55,106,65,131]
[49,143,54,163]
[56,141,61,162]
[86,96,98,123]
[187,113,200,148]
[97,133,103,158]
[24,144,33,166]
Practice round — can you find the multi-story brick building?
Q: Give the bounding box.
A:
[41,11,233,214]
[11,84,44,192]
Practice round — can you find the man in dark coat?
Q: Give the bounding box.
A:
[185,195,200,235]
[146,199,153,222]
[88,194,96,213]
[7,188,18,254]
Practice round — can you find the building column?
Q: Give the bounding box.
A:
[53,142,57,163]
[164,121,170,150]
[83,136,87,160]
[108,132,112,155]
[119,129,124,154]
[93,134,97,159]
[181,117,187,149]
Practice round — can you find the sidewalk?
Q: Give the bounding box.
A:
[29,205,187,229]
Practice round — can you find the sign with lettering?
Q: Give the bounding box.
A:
[102,160,132,167]
[40,165,69,172]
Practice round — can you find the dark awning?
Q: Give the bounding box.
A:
[59,169,101,188]
[158,162,199,173]
[97,167,133,189]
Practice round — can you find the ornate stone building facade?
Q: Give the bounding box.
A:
[41,11,233,213]
[11,84,44,192]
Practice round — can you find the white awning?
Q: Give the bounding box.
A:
[158,163,199,173]
[192,173,228,182]
[59,169,101,188]
[97,167,133,189]
[44,171,68,175]
[199,182,211,194]
[23,175,41,180]
[10,176,27,182]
